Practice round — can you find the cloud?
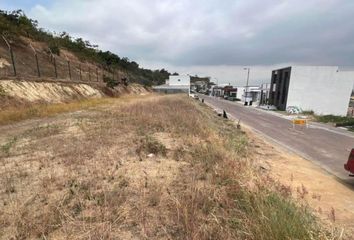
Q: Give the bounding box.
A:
[2,0,353,83]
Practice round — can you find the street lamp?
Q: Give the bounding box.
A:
[214,77,219,86]
[243,67,250,104]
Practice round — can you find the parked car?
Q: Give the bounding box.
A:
[344,148,354,176]
[189,93,199,100]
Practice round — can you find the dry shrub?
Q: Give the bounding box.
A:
[136,135,167,157]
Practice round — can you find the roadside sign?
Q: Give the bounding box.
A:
[292,118,308,128]
[293,119,307,125]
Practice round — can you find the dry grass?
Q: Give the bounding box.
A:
[0,94,340,239]
[0,97,115,125]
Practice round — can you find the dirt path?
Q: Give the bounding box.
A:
[245,126,354,236]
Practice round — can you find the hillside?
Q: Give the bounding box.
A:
[0,9,170,86]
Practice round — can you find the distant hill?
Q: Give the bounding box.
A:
[0,9,171,86]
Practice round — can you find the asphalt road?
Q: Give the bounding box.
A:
[199,94,354,184]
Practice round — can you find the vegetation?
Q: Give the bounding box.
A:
[0,85,5,96]
[0,95,336,239]
[103,75,119,89]
[0,98,115,125]
[0,9,171,86]
[316,114,354,127]
[302,110,314,115]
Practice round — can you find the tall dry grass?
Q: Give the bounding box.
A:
[101,95,334,239]
[0,94,339,239]
[0,97,115,125]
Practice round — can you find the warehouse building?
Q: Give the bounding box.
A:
[269,66,354,116]
[153,75,190,94]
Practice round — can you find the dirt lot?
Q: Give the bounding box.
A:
[0,94,347,239]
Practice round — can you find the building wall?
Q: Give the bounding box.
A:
[236,87,245,100]
[169,75,190,86]
[269,67,292,110]
[241,86,260,102]
[153,88,189,94]
[259,83,271,105]
[286,66,354,116]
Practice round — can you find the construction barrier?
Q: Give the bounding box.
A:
[292,118,308,128]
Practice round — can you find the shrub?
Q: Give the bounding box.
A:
[302,110,314,115]
[49,43,60,56]
[136,135,167,156]
[316,114,354,126]
[103,76,119,89]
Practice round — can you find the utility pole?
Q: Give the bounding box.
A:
[244,67,250,105]
[2,35,16,76]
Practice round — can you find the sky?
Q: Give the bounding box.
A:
[1,0,354,85]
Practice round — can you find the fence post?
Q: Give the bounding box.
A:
[2,35,16,76]
[88,66,91,81]
[67,61,71,80]
[53,57,58,78]
[79,64,82,81]
[30,43,40,77]
[48,48,58,78]
[63,53,71,80]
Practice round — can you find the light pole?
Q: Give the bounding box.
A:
[214,77,219,86]
[243,67,250,104]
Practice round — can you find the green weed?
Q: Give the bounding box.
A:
[1,136,18,156]
[233,190,323,240]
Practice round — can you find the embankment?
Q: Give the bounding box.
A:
[0,79,148,110]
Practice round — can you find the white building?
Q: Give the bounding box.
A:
[241,86,261,104]
[153,75,191,94]
[236,87,245,100]
[270,66,354,116]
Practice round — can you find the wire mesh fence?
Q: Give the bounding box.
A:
[0,35,122,84]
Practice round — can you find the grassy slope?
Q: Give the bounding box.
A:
[0,94,335,239]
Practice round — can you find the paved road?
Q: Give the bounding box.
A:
[199,94,354,184]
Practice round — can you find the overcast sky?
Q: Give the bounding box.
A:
[1,0,354,85]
